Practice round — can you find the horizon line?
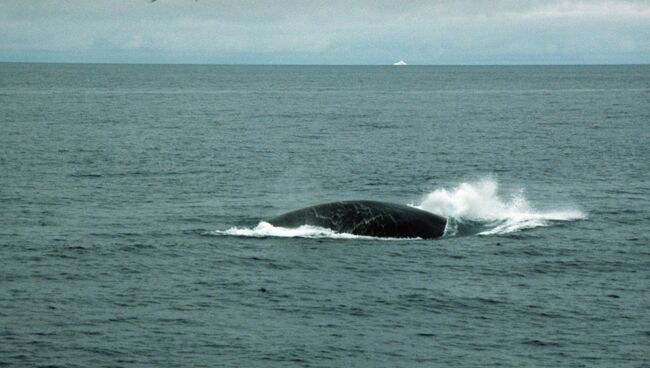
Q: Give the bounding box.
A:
[1,60,649,67]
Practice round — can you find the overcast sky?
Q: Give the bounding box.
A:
[1,0,649,64]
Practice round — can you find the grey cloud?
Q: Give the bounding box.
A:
[1,0,649,64]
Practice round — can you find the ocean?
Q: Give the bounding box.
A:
[1,63,648,367]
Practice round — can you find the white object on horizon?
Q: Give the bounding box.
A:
[393,60,408,66]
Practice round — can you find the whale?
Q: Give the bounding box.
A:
[266,200,446,239]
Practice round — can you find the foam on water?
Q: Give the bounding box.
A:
[215,177,586,239]
[214,221,376,239]
[414,177,586,236]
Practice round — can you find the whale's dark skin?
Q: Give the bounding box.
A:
[267,200,446,239]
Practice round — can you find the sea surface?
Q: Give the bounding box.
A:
[1,63,649,367]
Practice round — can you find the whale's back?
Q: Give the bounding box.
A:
[267,200,446,239]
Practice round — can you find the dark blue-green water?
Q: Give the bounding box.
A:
[1,63,649,367]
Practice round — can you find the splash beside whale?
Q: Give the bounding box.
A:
[267,200,447,239]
